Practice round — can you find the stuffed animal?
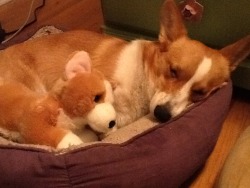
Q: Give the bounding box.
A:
[0,51,116,149]
[53,51,117,139]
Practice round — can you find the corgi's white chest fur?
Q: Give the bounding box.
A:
[113,41,153,127]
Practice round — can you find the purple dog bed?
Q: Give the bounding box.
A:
[0,82,232,188]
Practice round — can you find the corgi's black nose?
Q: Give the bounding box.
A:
[109,120,116,129]
[154,105,172,123]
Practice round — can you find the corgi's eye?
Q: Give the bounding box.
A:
[94,94,102,103]
[170,67,178,78]
[192,89,205,96]
[191,89,206,102]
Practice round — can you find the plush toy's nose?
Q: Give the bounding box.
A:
[109,120,116,129]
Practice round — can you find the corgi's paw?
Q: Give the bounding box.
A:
[57,132,83,149]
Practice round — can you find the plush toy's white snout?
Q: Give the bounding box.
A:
[87,102,117,133]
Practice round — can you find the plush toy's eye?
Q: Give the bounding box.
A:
[94,94,102,103]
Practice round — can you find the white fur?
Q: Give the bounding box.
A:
[172,57,212,116]
[113,41,154,127]
[188,57,212,83]
[114,41,143,90]
[56,132,83,149]
[57,109,99,142]
[0,127,22,142]
[150,57,212,117]
[68,102,116,134]
[86,103,117,133]
[104,80,114,103]
[150,91,171,114]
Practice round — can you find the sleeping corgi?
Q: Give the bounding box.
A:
[0,0,249,128]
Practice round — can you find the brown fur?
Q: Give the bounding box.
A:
[0,81,67,148]
[54,70,106,118]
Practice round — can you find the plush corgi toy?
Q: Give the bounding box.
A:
[53,51,117,137]
[0,51,116,149]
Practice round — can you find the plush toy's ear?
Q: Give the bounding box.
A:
[220,35,250,72]
[65,51,92,80]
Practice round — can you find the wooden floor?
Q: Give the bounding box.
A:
[3,0,250,187]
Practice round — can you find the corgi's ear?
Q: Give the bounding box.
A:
[65,51,92,80]
[220,35,250,72]
[159,0,187,51]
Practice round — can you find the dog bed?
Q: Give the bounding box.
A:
[0,27,233,188]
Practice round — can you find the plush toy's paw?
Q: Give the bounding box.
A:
[57,132,83,149]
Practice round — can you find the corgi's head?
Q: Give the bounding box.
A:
[53,51,117,133]
[149,0,250,122]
